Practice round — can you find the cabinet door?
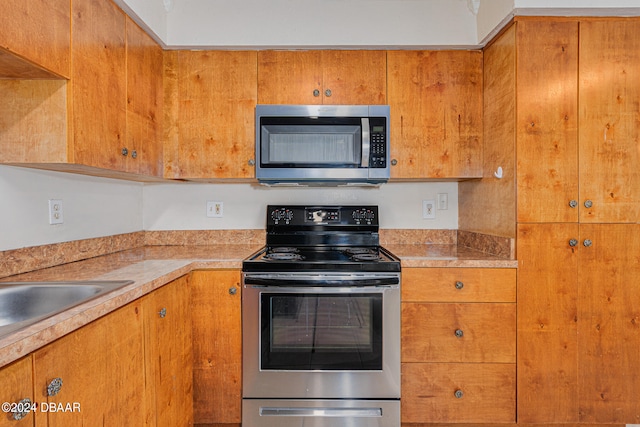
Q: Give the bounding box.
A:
[516,20,579,223]
[257,50,386,105]
[387,50,483,179]
[71,0,127,172]
[578,224,640,422]
[164,51,257,179]
[517,223,579,423]
[126,17,163,177]
[0,356,34,427]
[143,276,193,427]
[190,270,242,424]
[402,362,515,423]
[579,19,640,223]
[33,301,145,427]
[0,0,70,78]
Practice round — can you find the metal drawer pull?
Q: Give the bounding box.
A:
[454,389,464,399]
[455,281,464,289]
[260,407,382,417]
[455,329,464,338]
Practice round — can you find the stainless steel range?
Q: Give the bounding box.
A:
[242,205,401,427]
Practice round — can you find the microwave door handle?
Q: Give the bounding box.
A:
[361,117,370,168]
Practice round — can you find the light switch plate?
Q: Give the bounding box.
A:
[422,199,436,219]
[206,201,223,217]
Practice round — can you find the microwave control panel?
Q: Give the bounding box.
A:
[369,118,387,168]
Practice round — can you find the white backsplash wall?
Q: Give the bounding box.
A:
[143,181,458,231]
[0,166,144,251]
[0,165,457,252]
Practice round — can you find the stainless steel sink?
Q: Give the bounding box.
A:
[0,280,134,339]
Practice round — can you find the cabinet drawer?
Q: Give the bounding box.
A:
[402,267,516,302]
[402,303,515,363]
[401,362,515,423]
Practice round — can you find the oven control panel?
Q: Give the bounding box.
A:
[267,205,378,226]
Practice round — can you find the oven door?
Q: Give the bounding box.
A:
[242,273,400,399]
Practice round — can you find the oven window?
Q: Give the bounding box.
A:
[260,293,383,370]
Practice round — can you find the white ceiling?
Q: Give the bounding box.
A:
[114,0,640,49]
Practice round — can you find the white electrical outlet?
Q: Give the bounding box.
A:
[48,199,64,224]
[206,201,224,217]
[422,199,436,219]
[437,193,449,210]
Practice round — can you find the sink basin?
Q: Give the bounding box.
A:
[0,280,134,339]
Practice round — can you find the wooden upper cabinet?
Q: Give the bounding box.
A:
[516,20,579,223]
[164,50,257,179]
[71,0,128,172]
[126,17,163,176]
[579,19,640,224]
[0,0,71,79]
[257,50,386,105]
[387,50,483,179]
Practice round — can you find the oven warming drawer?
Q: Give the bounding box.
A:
[243,399,400,427]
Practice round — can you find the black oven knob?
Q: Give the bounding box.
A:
[271,208,293,224]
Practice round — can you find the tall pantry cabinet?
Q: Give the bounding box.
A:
[502,18,640,423]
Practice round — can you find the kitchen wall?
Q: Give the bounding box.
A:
[0,165,457,252]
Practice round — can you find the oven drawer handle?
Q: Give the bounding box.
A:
[260,406,383,418]
[244,277,399,287]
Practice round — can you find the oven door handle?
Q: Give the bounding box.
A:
[243,276,399,287]
[260,406,382,418]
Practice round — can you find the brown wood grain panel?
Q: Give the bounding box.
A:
[126,17,163,177]
[402,303,515,363]
[0,0,70,78]
[144,276,193,427]
[191,270,242,424]
[33,301,145,426]
[401,362,515,423]
[402,267,516,303]
[458,25,516,237]
[517,223,579,423]
[71,0,127,171]
[0,80,68,163]
[321,50,386,105]
[579,19,640,223]
[258,50,323,104]
[578,224,640,422]
[169,51,257,179]
[0,356,33,427]
[516,20,579,223]
[387,50,482,179]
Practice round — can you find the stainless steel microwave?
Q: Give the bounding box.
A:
[255,104,390,185]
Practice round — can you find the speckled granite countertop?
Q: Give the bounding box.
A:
[0,241,516,368]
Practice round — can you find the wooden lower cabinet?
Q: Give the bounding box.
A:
[0,356,34,426]
[33,299,146,427]
[401,267,516,423]
[143,275,193,427]
[0,276,192,427]
[190,270,242,424]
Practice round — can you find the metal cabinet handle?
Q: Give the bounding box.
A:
[121,147,129,156]
[454,389,464,399]
[313,89,320,97]
[131,150,137,159]
[47,377,63,396]
[390,159,398,166]
[324,89,332,97]
[11,398,33,421]
[584,200,593,208]
[248,159,255,166]
[583,239,593,247]
[159,307,167,318]
[455,281,464,290]
[229,287,237,295]
[569,200,578,208]
[455,329,464,338]
[569,239,578,247]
